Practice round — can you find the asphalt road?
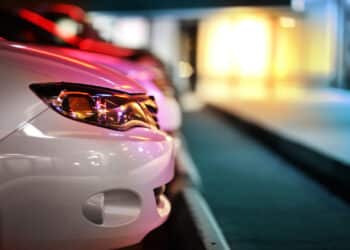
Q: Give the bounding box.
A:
[182,108,350,250]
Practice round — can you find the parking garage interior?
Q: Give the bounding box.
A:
[1,0,350,249]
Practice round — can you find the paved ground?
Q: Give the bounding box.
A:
[203,88,350,165]
[182,108,350,250]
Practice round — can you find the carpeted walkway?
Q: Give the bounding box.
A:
[182,108,350,250]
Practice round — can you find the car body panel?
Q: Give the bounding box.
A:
[0,109,174,250]
[0,41,175,249]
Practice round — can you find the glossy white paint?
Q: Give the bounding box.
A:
[0,41,175,249]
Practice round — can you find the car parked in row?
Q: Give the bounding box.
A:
[0,40,175,250]
[0,7,182,133]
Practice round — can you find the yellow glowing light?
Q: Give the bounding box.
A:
[120,85,132,89]
[178,61,194,78]
[273,19,301,80]
[279,17,296,28]
[275,85,305,100]
[199,15,270,78]
[231,18,270,77]
[197,8,336,102]
[55,18,80,39]
[205,17,235,75]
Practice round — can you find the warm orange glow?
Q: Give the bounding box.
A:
[198,13,271,78]
[197,7,336,101]
[274,17,302,81]
[120,84,133,89]
[179,61,194,78]
[197,80,306,101]
[200,17,234,75]
[231,18,270,77]
[279,17,296,28]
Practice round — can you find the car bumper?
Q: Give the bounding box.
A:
[0,109,175,250]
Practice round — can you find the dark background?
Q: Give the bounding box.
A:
[0,0,290,11]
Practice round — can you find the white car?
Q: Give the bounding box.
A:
[0,9,182,133]
[0,40,175,250]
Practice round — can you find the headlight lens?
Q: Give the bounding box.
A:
[30,82,159,131]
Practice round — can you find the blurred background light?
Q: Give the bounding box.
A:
[55,18,81,39]
[89,14,150,49]
[87,2,338,96]
[111,17,150,49]
[279,16,296,28]
[179,60,194,78]
[195,3,338,100]
[230,17,270,77]
[291,0,305,12]
[88,12,116,41]
[198,13,271,78]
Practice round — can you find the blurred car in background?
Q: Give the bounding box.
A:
[0,8,182,132]
[0,40,175,250]
[0,6,159,66]
[33,3,165,68]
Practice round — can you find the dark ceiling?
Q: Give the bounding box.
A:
[0,0,290,11]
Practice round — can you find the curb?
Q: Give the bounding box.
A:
[208,104,350,203]
[174,139,230,250]
[183,187,230,250]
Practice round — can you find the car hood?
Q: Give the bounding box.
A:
[0,41,146,95]
[40,46,160,92]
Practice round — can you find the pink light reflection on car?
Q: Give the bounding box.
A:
[0,40,175,250]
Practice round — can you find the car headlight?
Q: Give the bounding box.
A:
[30,82,159,131]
